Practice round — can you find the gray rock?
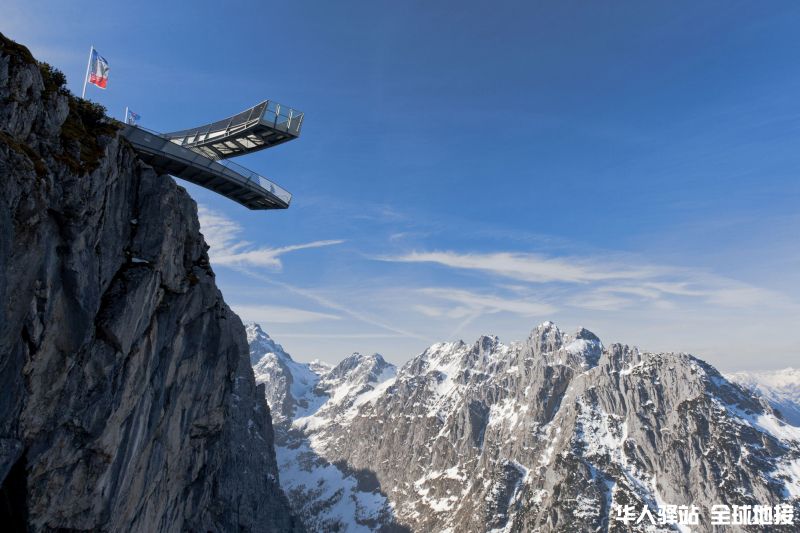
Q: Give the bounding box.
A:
[256,320,800,532]
[0,33,302,532]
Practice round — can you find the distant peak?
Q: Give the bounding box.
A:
[574,327,600,343]
[473,335,501,356]
[328,352,391,378]
[320,351,396,391]
[343,351,386,362]
[246,322,289,366]
[525,322,604,369]
[528,321,565,352]
[245,322,269,339]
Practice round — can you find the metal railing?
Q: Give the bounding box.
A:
[216,157,292,204]
[165,100,304,147]
[121,124,292,205]
[264,100,304,136]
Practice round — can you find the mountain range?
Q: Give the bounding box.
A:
[249,322,800,532]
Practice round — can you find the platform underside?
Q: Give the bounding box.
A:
[121,125,290,210]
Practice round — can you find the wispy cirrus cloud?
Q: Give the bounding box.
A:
[379,250,664,283]
[379,249,786,314]
[198,206,343,269]
[418,287,555,317]
[231,304,340,324]
[414,287,556,337]
[235,268,431,342]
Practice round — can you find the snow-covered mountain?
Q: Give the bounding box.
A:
[728,368,800,426]
[249,324,400,531]
[250,322,800,532]
[249,323,323,424]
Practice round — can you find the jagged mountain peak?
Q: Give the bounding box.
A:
[522,321,604,369]
[574,326,601,342]
[247,323,320,422]
[527,320,564,349]
[246,321,288,365]
[399,323,606,381]
[324,352,392,384]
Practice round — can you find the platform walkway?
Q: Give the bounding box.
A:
[118,100,303,210]
[120,124,292,210]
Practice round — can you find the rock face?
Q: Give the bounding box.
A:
[252,321,800,533]
[249,326,401,532]
[0,34,301,532]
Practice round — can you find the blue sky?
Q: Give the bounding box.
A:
[5,1,799,370]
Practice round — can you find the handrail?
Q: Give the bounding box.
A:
[121,124,292,205]
[164,100,304,144]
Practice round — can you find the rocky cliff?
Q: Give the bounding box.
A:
[252,322,800,533]
[0,34,301,532]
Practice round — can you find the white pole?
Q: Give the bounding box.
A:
[81,45,94,99]
[124,106,129,124]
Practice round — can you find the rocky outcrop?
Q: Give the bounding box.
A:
[255,320,800,533]
[250,323,321,424]
[0,34,301,532]
[249,330,400,532]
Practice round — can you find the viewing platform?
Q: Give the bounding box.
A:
[164,100,303,160]
[119,100,303,210]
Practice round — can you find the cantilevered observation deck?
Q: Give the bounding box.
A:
[120,100,302,210]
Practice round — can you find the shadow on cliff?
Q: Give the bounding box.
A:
[0,453,28,533]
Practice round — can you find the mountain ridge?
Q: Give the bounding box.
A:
[250,321,800,532]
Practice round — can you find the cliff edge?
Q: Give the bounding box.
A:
[0,34,302,532]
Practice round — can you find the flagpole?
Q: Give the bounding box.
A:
[124,106,128,124]
[81,45,94,99]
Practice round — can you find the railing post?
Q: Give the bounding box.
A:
[245,104,257,124]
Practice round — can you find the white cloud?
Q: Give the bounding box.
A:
[380,250,663,283]
[197,205,797,369]
[381,249,785,312]
[198,206,343,269]
[413,304,474,319]
[585,279,779,310]
[569,292,635,312]
[272,333,408,339]
[234,268,431,342]
[232,304,340,324]
[419,287,555,316]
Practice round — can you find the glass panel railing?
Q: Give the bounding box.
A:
[262,101,304,135]
[217,158,292,205]
[123,124,292,205]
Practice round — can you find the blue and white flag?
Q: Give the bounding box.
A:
[126,109,141,125]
